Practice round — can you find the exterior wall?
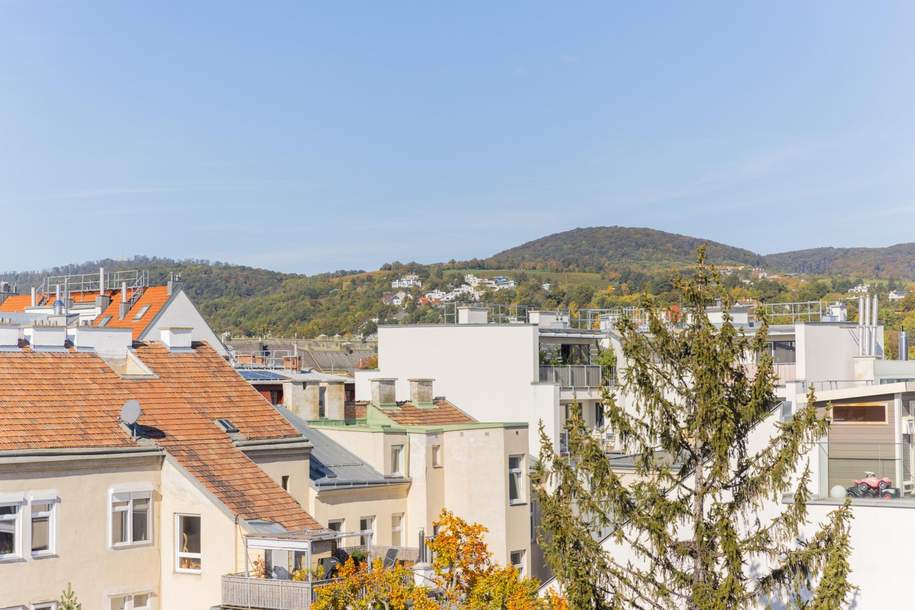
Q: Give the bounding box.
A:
[357,324,540,420]
[159,458,245,610]
[318,428,387,474]
[441,427,531,571]
[307,485,409,546]
[0,455,162,610]
[795,324,862,385]
[245,448,310,510]
[142,291,228,357]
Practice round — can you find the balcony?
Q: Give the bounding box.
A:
[811,441,915,505]
[539,365,604,388]
[222,574,315,610]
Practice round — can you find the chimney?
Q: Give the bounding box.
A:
[99,267,105,295]
[119,282,129,319]
[28,325,67,351]
[457,305,488,324]
[325,380,346,419]
[0,324,22,351]
[30,287,36,307]
[409,378,434,407]
[901,328,908,361]
[160,327,193,352]
[302,381,321,419]
[74,327,132,359]
[370,378,397,408]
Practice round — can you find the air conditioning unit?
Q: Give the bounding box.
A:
[903,415,915,436]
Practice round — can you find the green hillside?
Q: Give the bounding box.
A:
[763,244,915,277]
[484,226,762,272]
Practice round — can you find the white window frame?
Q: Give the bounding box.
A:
[175,513,202,574]
[31,603,57,610]
[327,519,344,532]
[508,455,525,505]
[108,593,151,610]
[0,495,25,562]
[431,444,443,468]
[359,516,375,547]
[108,488,153,548]
[391,514,403,548]
[29,494,58,558]
[510,549,526,577]
[390,444,404,477]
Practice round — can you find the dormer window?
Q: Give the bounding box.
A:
[98,316,112,328]
[216,418,239,434]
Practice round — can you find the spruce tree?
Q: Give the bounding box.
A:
[533,251,853,610]
[58,583,82,610]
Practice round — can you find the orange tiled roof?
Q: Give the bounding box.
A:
[359,399,477,426]
[0,294,40,312]
[0,342,320,530]
[94,286,172,340]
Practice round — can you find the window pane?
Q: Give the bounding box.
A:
[112,509,128,544]
[0,517,14,555]
[133,593,150,608]
[328,520,343,532]
[391,515,402,547]
[110,595,128,610]
[0,505,16,517]
[180,515,201,554]
[132,498,150,542]
[833,405,885,422]
[509,472,520,501]
[509,456,521,471]
[31,515,49,553]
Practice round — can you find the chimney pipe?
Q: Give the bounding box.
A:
[872,293,879,356]
[901,328,908,361]
[99,267,105,295]
[30,287,36,307]
[118,282,129,320]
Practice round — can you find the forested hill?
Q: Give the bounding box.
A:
[763,243,915,277]
[484,226,763,272]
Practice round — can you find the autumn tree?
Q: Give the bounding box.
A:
[533,250,854,610]
[312,557,438,610]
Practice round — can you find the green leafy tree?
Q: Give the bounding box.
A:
[533,249,854,610]
[58,583,82,610]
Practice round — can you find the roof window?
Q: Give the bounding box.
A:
[98,316,112,327]
[216,418,239,434]
[133,305,151,320]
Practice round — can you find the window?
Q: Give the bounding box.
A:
[431,445,443,468]
[109,594,150,610]
[32,604,57,610]
[215,418,239,434]
[359,516,374,547]
[98,315,112,327]
[176,514,201,572]
[30,498,56,557]
[833,404,886,423]
[391,514,403,548]
[508,455,525,504]
[0,501,22,560]
[769,340,796,364]
[318,387,327,418]
[510,550,526,576]
[390,445,404,477]
[111,491,151,547]
[328,519,344,532]
[594,403,605,429]
[133,305,151,320]
[281,475,290,491]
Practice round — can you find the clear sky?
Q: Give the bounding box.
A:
[2,2,914,274]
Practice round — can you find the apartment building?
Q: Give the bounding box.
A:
[0,268,226,356]
[0,321,335,610]
[355,306,610,459]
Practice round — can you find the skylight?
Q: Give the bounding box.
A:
[98,316,112,327]
[215,418,239,434]
[133,305,151,320]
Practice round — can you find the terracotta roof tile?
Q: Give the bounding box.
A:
[361,399,477,426]
[94,286,171,339]
[0,342,320,530]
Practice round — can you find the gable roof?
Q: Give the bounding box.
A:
[0,341,321,531]
[0,294,40,312]
[94,286,173,339]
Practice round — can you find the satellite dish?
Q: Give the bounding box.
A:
[120,399,142,425]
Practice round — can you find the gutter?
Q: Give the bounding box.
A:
[0,445,164,464]
[235,437,312,452]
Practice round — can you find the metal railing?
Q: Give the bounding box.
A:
[820,441,911,500]
[539,365,603,388]
[234,350,302,370]
[40,269,149,296]
[222,573,315,610]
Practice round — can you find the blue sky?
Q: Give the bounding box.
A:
[2,1,914,274]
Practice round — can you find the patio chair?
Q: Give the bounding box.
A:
[383,547,399,569]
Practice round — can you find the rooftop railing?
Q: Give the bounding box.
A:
[234,350,302,370]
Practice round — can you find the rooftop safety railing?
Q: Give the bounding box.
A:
[234,350,302,370]
[40,269,149,296]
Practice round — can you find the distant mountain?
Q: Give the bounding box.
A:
[763,243,915,278]
[485,226,763,272]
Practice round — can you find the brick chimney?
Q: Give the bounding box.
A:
[409,378,434,407]
[370,378,397,408]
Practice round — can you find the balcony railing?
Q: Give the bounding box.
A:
[815,441,915,503]
[539,365,604,388]
[222,573,316,610]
